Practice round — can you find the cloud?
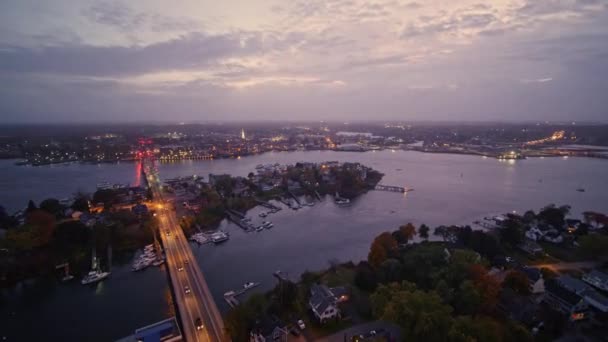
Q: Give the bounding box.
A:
[82,1,202,33]
[521,77,553,83]
[0,31,263,76]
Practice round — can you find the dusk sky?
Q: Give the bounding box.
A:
[1,0,607,123]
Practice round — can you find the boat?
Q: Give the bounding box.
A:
[335,197,351,206]
[224,290,236,297]
[82,248,110,284]
[96,181,112,190]
[256,226,264,232]
[243,282,257,290]
[259,212,267,218]
[577,188,585,192]
[81,269,110,284]
[334,192,351,206]
[211,232,229,244]
[263,221,273,229]
[152,258,165,266]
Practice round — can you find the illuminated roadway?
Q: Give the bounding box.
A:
[145,162,226,342]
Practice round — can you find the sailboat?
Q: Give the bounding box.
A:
[81,247,110,285]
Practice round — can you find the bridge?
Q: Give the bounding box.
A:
[143,159,226,342]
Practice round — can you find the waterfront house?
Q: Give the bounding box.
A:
[543,280,589,321]
[249,317,288,342]
[525,227,544,241]
[543,230,564,244]
[583,270,608,292]
[518,266,545,294]
[518,239,544,256]
[309,284,342,323]
[557,275,608,313]
[497,288,539,325]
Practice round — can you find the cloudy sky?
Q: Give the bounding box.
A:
[1,0,607,123]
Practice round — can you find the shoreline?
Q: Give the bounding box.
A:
[8,146,608,167]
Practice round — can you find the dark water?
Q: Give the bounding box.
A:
[1,151,607,341]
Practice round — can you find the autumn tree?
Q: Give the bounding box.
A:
[393,223,417,244]
[503,270,531,295]
[368,232,398,268]
[468,264,501,313]
[372,282,453,342]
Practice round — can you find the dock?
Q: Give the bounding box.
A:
[374,184,413,193]
[223,282,261,308]
[255,200,281,210]
[314,190,322,201]
[225,210,253,231]
[287,191,301,205]
[273,270,290,282]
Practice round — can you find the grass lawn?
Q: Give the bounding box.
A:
[322,266,356,287]
[539,242,586,262]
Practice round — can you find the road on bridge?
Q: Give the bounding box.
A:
[146,163,226,342]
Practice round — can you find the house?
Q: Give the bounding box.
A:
[557,275,592,295]
[557,275,608,313]
[249,317,288,342]
[518,266,545,293]
[309,284,342,323]
[525,227,544,241]
[543,230,564,244]
[518,239,544,256]
[497,288,539,325]
[543,280,589,321]
[583,270,608,292]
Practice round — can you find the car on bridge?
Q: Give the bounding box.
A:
[195,318,203,331]
[184,285,191,294]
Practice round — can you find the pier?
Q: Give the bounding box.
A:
[255,199,281,210]
[314,190,322,201]
[287,191,301,205]
[225,211,252,231]
[374,184,413,193]
[223,282,260,308]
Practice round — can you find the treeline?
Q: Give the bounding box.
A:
[0,196,155,287]
[357,224,534,342]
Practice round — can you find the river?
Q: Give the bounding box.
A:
[1,151,607,341]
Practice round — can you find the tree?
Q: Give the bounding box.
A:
[468,264,501,313]
[26,209,56,246]
[499,218,524,247]
[448,316,503,342]
[538,204,569,228]
[372,283,454,342]
[355,261,378,291]
[368,232,398,268]
[39,198,64,217]
[400,223,417,241]
[522,210,537,224]
[578,235,608,260]
[503,270,531,295]
[26,200,37,212]
[72,193,90,212]
[419,224,430,240]
[451,280,482,315]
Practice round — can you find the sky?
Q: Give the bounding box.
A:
[0,0,607,123]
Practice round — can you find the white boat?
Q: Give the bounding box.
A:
[96,181,112,190]
[211,232,229,244]
[224,290,236,297]
[259,212,267,218]
[256,226,264,232]
[81,269,110,284]
[243,282,257,290]
[152,258,165,266]
[264,222,274,229]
